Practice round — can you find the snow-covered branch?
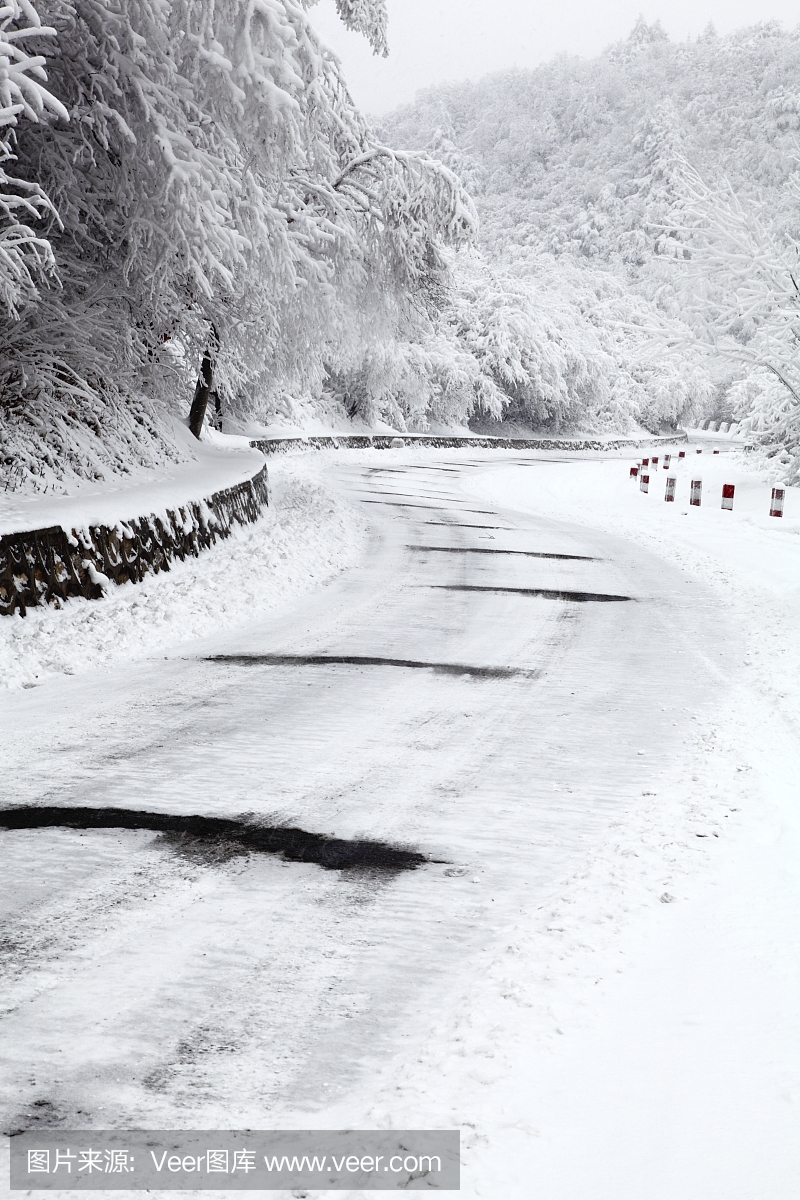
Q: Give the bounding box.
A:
[0,0,64,316]
[644,162,800,479]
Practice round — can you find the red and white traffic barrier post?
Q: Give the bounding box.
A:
[630,465,639,478]
[652,456,659,467]
[678,450,686,459]
[690,478,702,506]
[721,483,734,510]
[640,471,650,494]
[665,476,676,502]
[663,454,671,469]
[770,488,785,518]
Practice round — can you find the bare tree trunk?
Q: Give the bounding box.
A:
[188,325,219,439]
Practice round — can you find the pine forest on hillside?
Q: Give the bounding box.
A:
[2,7,800,491]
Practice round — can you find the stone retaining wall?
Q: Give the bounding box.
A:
[0,464,270,617]
[0,431,685,617]
[251,432,686,455]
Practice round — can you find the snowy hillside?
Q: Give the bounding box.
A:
[0,0,475,494]
[2,9,799,494]
[380,20,800,266]
[378,19,800,475]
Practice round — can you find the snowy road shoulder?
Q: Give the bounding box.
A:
[418,450,800,1198]
[0,457,369,691]
[0,426,266,537]
[466,450,800,734]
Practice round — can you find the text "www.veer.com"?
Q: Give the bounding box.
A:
[150,1151,442,1175]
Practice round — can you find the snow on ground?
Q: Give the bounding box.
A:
[189,443,797,1200]
[467,444,800,734]
[371,445,800,1199]
[0,425,263,536]
[244,445,799,1199]
[1,445,799,1199]
[0,457,368,691]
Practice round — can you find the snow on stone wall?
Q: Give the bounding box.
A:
[251,433,686,454]
[0,432,685,616]
[0,465,270,616]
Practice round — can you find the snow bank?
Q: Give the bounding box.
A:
[0,425,263,537]
[467,445,799,604]
[0,460,368,691]
[428,445,800,1197]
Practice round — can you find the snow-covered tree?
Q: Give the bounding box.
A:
[324,246,712,436]
[322,0,388,56]
[9,10,800,486]
[650,163,800,480]
[0,0,66,317]
[376,19,800,441]
[0,0,477,488]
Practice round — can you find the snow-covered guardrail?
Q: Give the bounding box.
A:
[251,432,686,455]
[0,464,270,617]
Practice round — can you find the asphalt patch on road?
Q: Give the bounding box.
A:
[432,585,633,602]
[361,501,441,509]
[0,807,427,872]
[204,654,536,679]
[359,491,456,499]
[423,522,512,530]
[409,545,597,562]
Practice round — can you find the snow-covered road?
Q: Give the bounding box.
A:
[1,449,799,1198]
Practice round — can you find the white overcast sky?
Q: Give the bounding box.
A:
[310,0,800,114]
